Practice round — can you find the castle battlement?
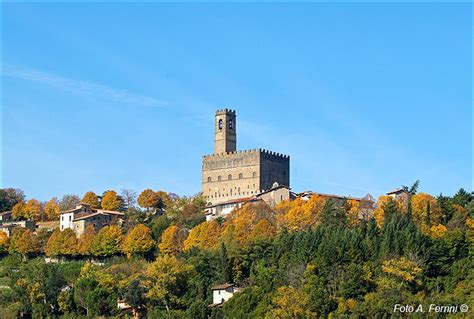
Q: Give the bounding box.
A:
[216,108,236,115]
[203,148,289,160]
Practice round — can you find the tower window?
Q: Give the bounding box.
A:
[207,177,211,183]
[229,119,233,129]
[218,176,222,182]
[218,119,223,130]
[228,174,232,180]
[252,172,257,178]
[239,173,243,179]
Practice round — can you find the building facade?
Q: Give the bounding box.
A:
[202,109,290,205]
[60,203,124,237]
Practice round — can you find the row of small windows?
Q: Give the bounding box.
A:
[207,172,256,183]
[207,190,256,199]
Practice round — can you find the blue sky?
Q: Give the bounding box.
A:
[1,2,472,201]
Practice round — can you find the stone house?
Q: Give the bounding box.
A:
[60,203,124,237]
[210,284,241,307]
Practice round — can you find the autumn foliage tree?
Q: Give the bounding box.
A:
[44,197,61,220]
[45,228,78,258]
[82,191,100,208]
[123,224,155,258]
[137,189,161,212]
[101,190,124,211]
[183,219,224,251]
[159,225,187,255]
[411,193,442,227]
[9,228,40,258]
[0,231,9,253]
[77,225,96,256]
[276,196,326,231]
[91,225,123,257]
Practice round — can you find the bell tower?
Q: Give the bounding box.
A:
[214,109,236,154]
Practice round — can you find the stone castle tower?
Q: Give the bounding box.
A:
[202,109,290,205]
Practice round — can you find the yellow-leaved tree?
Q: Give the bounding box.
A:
[159,225,187,255]
[137,189,160,212]
[44,197,61,220]
[101,190,123,211]
[146,254,194,312]
[123,224,155,258]
[381,256,422,287]
[224,202,277,245]
[266,286,314,319]
[0,231,9,254]
[25,199,43,221]
[276,196,326,231]
[373,195,402,227]
[411,193,442,227]
[346,199,361,227]
[77,225,96,256]
[183,220,224,251]
[45,228,78,258]
[81,191,100,208]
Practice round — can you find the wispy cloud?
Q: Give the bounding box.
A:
[2,64,166,108]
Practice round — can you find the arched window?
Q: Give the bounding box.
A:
[228,174,232,180]
[218,119,223,130]
[229,119,233,129]
[207,176,211,183]
[252,172,257,178]
[218,175,222,182]
[239,173,243,179]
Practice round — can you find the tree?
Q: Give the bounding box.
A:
[101,190,124,211]
[77,225,96,256]
[11,228,40,258]
[452,188,473,207]
[121,189,137,210]
[45,228,77,258]
[44,197,60,220]
[402,180,420,195]
[277,196,326,231]
[137,189,160,212]
[266,286,314,319]
[12,201,27,220]
[24,199,42,220]
[91,225,123,257]
[0,231,9,253]
[0,188,25,212]
[381,256,422,287]
[82,191,100,208]
[411,193,442,227]
[146,254,194,311]
[319,200,347,228]
[159,225,187,255]
[183,220,224,251]
[219,243,232,283]
[123,279,146,315]
[58,194,80,211]
[123,224,155,258]
[373,196,401,227]
[74,277,98,317]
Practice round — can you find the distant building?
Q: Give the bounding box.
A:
[386,188,411,212]
[204,183,291,221]
[202,109,290,206]
[60,203,124,236]
[297,191,376,220]
[36,221,60,232]
[0,211,12,222]
[210,284,241,307]
[0,220,35,237]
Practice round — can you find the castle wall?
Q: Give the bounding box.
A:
[202,149,290,205]
[202,150,262,204]
[259,150,290,191]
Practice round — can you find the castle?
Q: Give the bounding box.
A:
[202,109,290,205]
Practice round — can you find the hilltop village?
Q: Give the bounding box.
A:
[0,110,472,318]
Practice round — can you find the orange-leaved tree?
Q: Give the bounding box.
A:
[101,190,123,211]
[82,191,100,208]
[276,196,326,231]
[77,225,96,256]
[137,189,160,212]
[411,193,442,227]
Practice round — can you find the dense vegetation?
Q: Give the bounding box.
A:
[0,186,472,318]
